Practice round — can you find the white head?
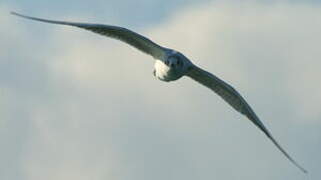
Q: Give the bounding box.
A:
[154,50,192,82]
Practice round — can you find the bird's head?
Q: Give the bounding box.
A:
[164,50,192,71]
[153,49,193,82]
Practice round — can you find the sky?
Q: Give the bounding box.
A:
[1,0,321,180]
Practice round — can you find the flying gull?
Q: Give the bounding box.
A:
[11,12,307,173]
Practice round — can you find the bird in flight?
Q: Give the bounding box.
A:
[11,12,307,173]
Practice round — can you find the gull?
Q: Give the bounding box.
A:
[11,12,307,173]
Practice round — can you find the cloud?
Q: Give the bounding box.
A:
[1,1,321,180]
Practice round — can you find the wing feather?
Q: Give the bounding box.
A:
[11,12,166,59]
[186,65,307,173]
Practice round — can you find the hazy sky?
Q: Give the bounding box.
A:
[1,0,321,180]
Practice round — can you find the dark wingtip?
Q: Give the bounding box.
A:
[303,169,308,174]
[301,165,308,174]
[10,11,28,19]
[10,11,20,16]
[267,133,308,174]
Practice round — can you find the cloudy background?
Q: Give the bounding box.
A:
[1,0,321,179]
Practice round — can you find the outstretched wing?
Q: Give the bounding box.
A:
[186,64,307,173]
[11,12,166,60]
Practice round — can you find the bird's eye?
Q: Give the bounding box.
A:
[165,60,169,65]
[177,59,183,67]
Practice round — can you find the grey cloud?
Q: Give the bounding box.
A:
[1,2,321,180]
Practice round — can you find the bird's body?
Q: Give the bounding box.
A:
[154,50,192,81]
[11,12,307,173]
[154,59,173,81]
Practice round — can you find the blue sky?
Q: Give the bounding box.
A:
[1,0,321,180]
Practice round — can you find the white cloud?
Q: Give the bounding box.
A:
[1,1,321,180]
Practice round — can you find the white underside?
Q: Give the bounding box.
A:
[154,60,171,81]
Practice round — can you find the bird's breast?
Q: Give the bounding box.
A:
[153,60,183,82]
[154,60,171,81]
